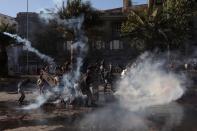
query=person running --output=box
[17,79,30,105]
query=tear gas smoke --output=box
[115,52,186,111]
[79,102,184,131]
[22,10,88,109]
[59,15,88,104]
[79,52,186,131]
[23,91,52,110]
[4,31,57,110]
[3,32,55,64]
[41,11,87,93]
[19,11,187,131]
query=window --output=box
[112,23,122,34]
[115,23,121,33]
[110,40,123,50]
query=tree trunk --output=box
[0,44,8,76]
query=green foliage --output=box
[122,9,167,51]
[0,22,16,33]
[34,0,103,61]
[121,0,194,52]
[163,0,193,44]
[57,0,103,41]
[58,0,101,31]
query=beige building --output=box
[0,13,18,30]
[0,13,21,75]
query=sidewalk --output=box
[0,75,38,82]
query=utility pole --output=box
[166,0,170,64]
[26,0,29,74]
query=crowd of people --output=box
[18,60,118,107]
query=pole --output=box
[26,0,29,73]
[166,0,170,63]
[168,44,170,63]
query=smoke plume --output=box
[79,102,184,131]
[115,52,186,111]
[21,9,88,109]
[23,91,52,110]
[3,32,54,64]
[78,52,186,131]
[41,11,87,93]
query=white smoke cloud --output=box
[39,10,85,32]
[20,10,88,110]
[115,52,186,111]
[22,91,52,110]
[3,32,55,64]
[79,102,184,131]
[78,52,186,131]
[4,31,56,110]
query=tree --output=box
[121,9,167,52]
[0,22,16,76]
[121,0,194,53]
[58,0,101,33]
[57,0,102,66]
[162,0,194,51]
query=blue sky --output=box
[0,0,147,17]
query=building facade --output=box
[0,13,22,75]
[87,2,148,65]
[0,13,18,28]
[5,0,194,75]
